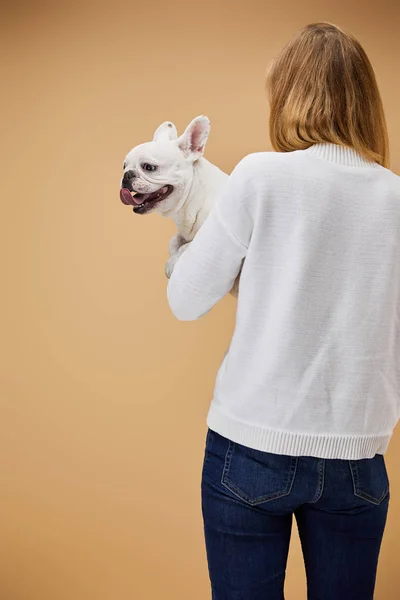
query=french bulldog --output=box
[119,115,240,297]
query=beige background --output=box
[1,1,400,598]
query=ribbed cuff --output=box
[206,403,391,460]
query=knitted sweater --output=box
[167,143,400,459]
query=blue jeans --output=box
[201,427,390,600]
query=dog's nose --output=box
[122,170,137,191]
[123,169,137,181]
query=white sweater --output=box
[167,143,400,460]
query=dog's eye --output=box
[123,162,127,170]
[142,163,157,172]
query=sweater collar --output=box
[302,142,381,168]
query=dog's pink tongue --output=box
[120,188,133,205]
[120,188,143,205]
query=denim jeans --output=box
[201,427,390,600]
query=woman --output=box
[167,22,400,599]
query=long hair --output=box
[266,22,390,168]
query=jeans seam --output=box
[308,458,325,504]
[203,429,215,466]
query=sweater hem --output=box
[206,403,391,460]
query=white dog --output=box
[120,115,240,296]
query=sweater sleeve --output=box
[166,155,255,321]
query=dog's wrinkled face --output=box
[120,116,210,215]
[120,140,184,215]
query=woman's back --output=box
[207,144,400,460]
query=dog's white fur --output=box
[121,116,240,296]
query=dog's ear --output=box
[153,121,178,142]
[177,115,210,160]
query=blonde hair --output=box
[266,22,390,168]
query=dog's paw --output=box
[168,233,187,256]
[165,242,191,279]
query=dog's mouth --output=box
[120,185,174,214]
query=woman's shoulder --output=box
[376,164,400,186]
[233,150,291,173]
[237,150,289,165]
[232,150,302,183]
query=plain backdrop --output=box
[1,0,399,598]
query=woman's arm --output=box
[166,155,255,321]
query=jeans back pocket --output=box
[221,439,298,506]
[348,454,389,505]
